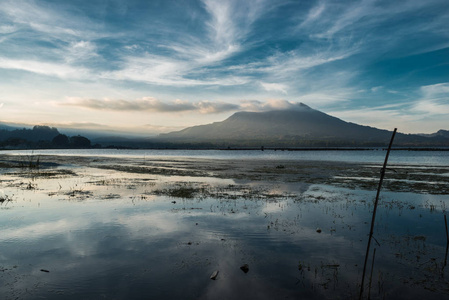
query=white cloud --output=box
[412,101,449,115]
[420,82,449,99]
[0,57,90,79]
[370,86,382,92]
[65,41,99,63]
[260,82,288,94]
[328,105,413,131]
[298,2,326,28]
[299,92,349,106]
[0,0,102,41]
[202,0,266,47]
[0,24,17,34]
[411,82,449,115]
[62,97,239,114]
[240,99,302,111]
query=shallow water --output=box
[1,162,448,299]
[1,148,448,166]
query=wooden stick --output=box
[444,241,448,270]
[359,128,397,300]
[444,214,449,244]
[367,248,377,300]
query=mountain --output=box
[0,125,94,149]
[0,125,60,142]
[0,123,21,131]
[419,129,449,139]
[158,104,449,147]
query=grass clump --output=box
[0,190,12,204]
[168,187,197,198]
[153,186,198,199]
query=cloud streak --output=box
[63,97,240,114]
[62,97,318,115]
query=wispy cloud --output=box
[259,82,288,94]
[62,97,322,115]
[101,0,272,86]
[411,82,449,115]
[0,57,90,79]
[65,41,99,64]
[240,99,304,111]
[328,104,414,131]
[0,0,102,41]
[62,97,240,114]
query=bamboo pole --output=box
[367,248,377,300]
[444,214,449,244]
[359,128,397,300]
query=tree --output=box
[70,135,91,148]
[52,134,70,147]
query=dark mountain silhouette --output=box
[0,125,59,142]
[0,124,18,131]
[0,125,92,149]
[159,104,449,147]
[419,129,449,139]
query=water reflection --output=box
[1,167,448,299]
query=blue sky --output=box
[0,0,448,135]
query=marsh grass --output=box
[19,152,40,169]
[65,186,92,199]
[0,191,12,204]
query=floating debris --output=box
[40,269,50,273]
[240,264,249,273]
[210,270,219,280]
[316,228,322,233]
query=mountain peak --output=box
[159,105,397,146]
[158,105,448,147]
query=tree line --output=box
[0,126,92,149]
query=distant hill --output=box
[0,125,93,149]
[0,123,21,131]
[158,104,449,147]
[419,129,449,139]
[0,125,59,142]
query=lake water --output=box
[1,148,448,166]
[0,151,448,299]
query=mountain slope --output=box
[158,104,448,147]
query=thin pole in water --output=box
[444,214,449,244]
[359,128,397,300]
[367,248,377,300]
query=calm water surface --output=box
[0,152,448,299]
[1,148,449,166]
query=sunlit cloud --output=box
[240,99,304,111]
[62,97,240,114]
[411,82,449,115]
[260,82,288,94]
[299,91,351,106]
[0,57,90,79]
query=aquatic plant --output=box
[0,190,12,204]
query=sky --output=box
[0,0,448,136]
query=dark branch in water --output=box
[359,128,397,300]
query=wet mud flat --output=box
[0,154,449,299]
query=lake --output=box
[0,150,448,299]
[1,148,449,165]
